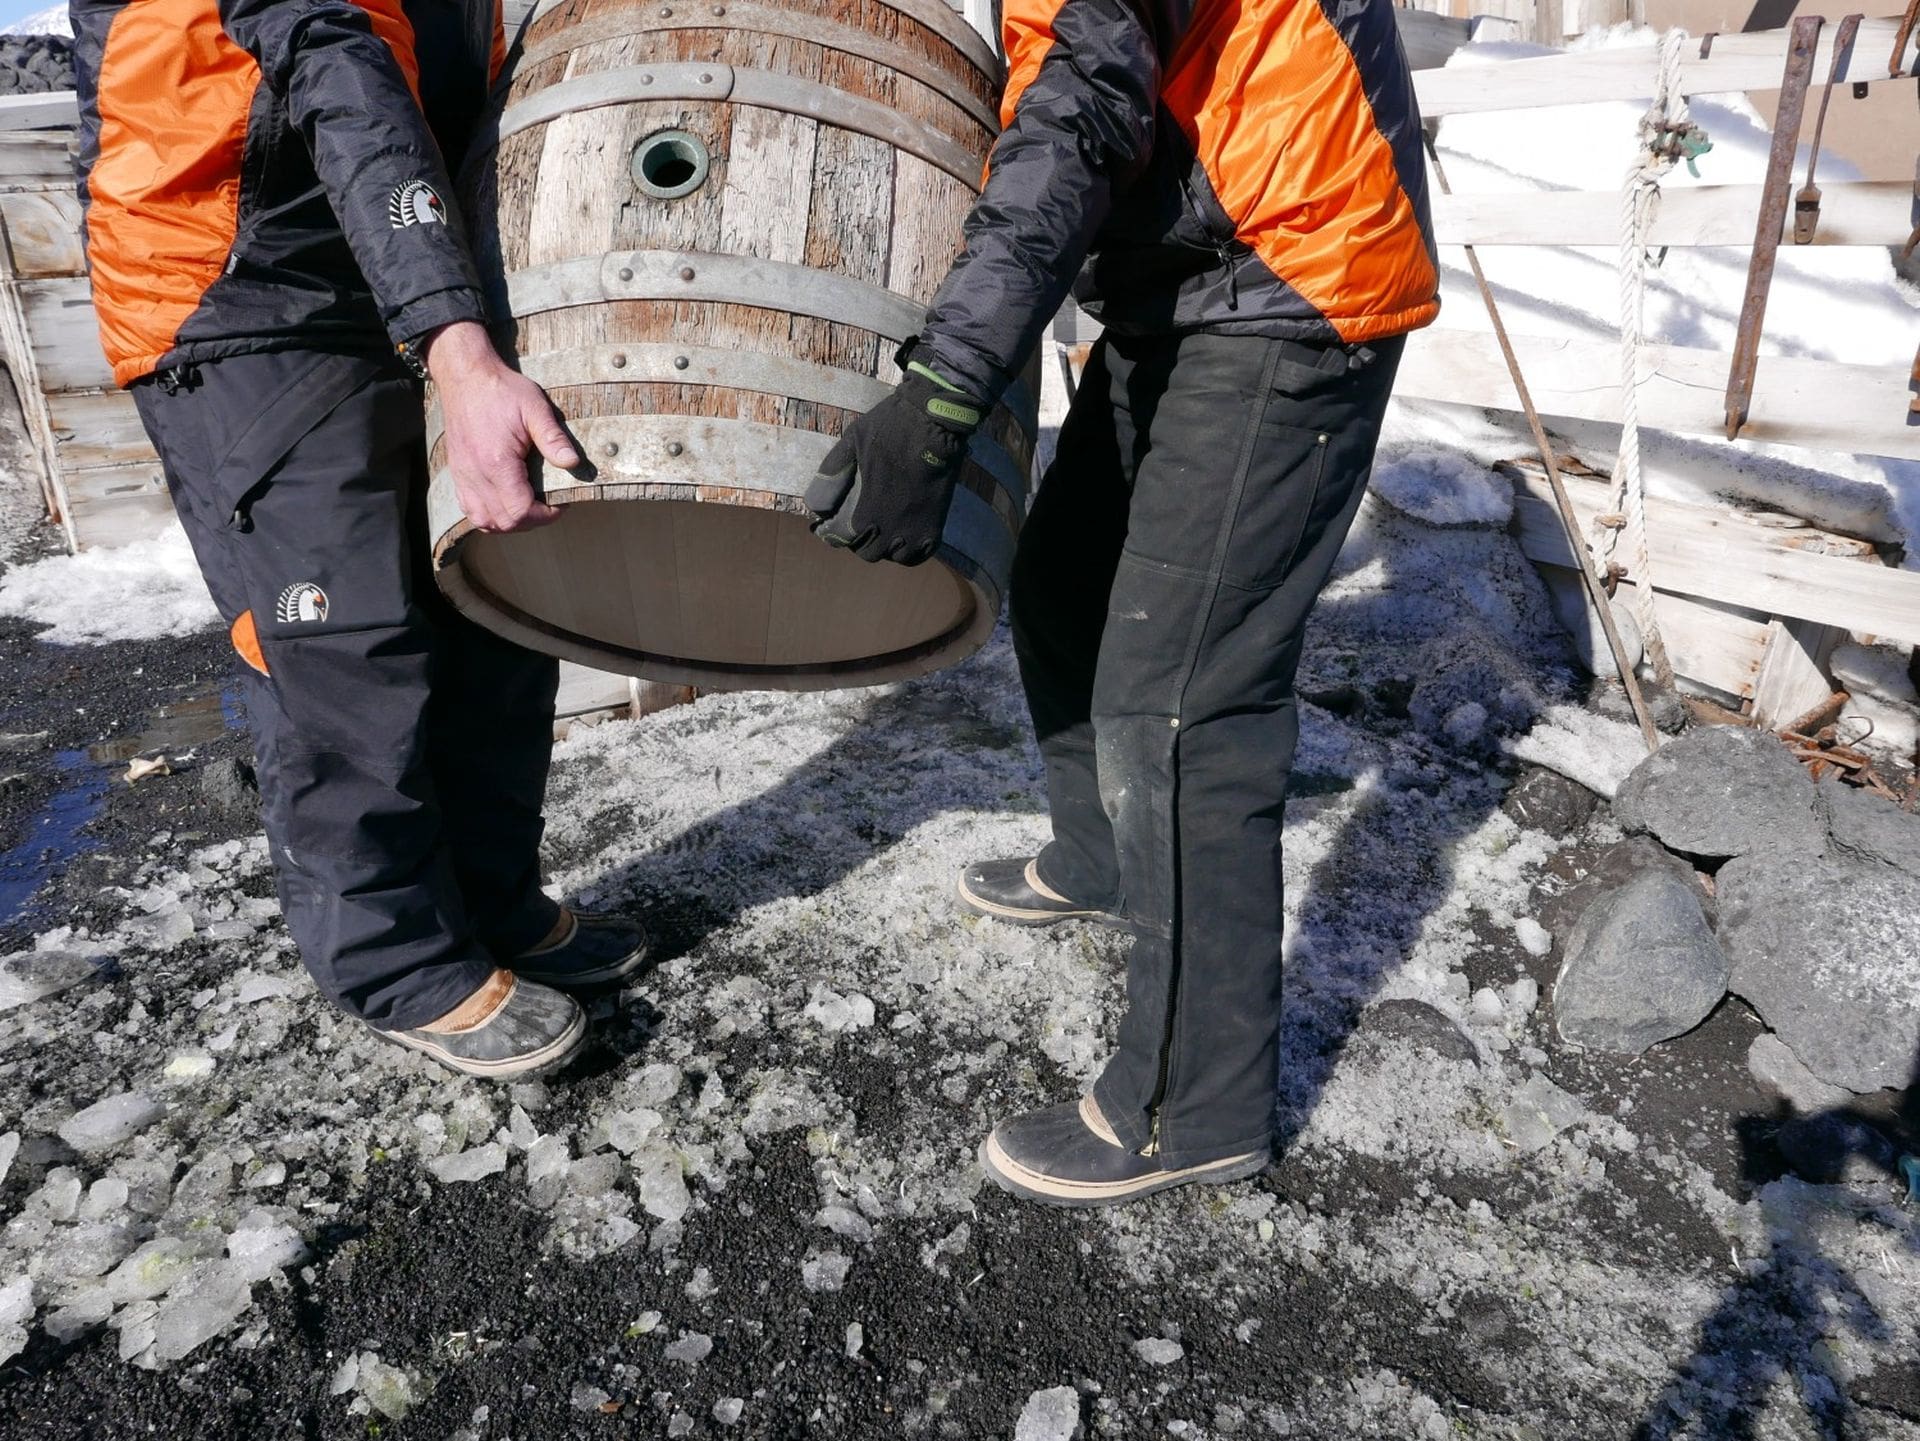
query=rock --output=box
[428,1143,507,1185]
[197,758,258,814]
[1774,1112,1901,1187]
[1502,767,1599,836]
[1544,568,1643,680]
[1720,846,1920,1093]
[1553,869,1728,1054]
[57,1092,166,1155]
[1537,836,1705,946]
[1746,1035,1852,1116]
[1134,1338,1185,1366]
[1356,999,1477,1065]
[1015,1385,1083,1441]
[1500,1072,1585,1154]
[1611,725,1822,860]
[1820,781,1920,879]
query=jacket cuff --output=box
[388,287,492,352]
[910,332,1012,410]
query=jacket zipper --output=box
[1179,171,1241,313]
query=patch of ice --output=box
[427,1143,507,1185]
[1134,1338,1185,1366]
[57,1092,166,1155]
[663,1330,712,1364]
[1371,448,1514,529]
[801,1248,852,1293]
[1015,1385,1082,1441]
[1506,704,1645,800]
[1500,1073,1587,1154]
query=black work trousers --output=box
[1011,329,1401,1167]
[133,349,560,1029]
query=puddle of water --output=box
[87,692,232,765]
[0,748,108,928]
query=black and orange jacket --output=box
[71,0,503,388]
[919,0,1439,403]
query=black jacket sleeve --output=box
[916,0,1194,403]
[218,0,490,347]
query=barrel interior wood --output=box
[445,493,991,687]
[440,0,1028,690]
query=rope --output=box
[1594,30,1709,690]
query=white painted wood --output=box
[0,93,79,132]
[1398,326,1920,463]
[1431,180,1912,249]
[1508,473,1920,645]
[1414,20,1915,117]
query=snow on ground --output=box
[0,522,217,644]
[1406,28,1920,561]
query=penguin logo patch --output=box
[275,582,329,625]
[387,179,447,229]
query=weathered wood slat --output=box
[17,276,116,393]
[1414,20,1916,116]
[0,93,79,133]
[1431,180,1912,249]
[47,389,152,470]
[1399,326,1920,462]
[1509,475,1920,645]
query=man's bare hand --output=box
[427,320,580,534]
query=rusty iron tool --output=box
[1795,15,1862,244]
[1893,0,1920,76]
[1424,130,1661,751]
[1725,15,1823,440]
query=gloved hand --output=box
[805,354,984,566]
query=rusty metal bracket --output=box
[1725,15,1823,440]
[1893,0,1920,77]
[1794,15,1862,244]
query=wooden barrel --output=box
[428,0,1035,692]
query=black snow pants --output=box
[132,349,560,1029]
[1011,329,1401,1167]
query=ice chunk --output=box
[667,1414,695,1438]
[57,1092,166,1155]
[626,1063,683,1108]
[713,1397,744,1426]
[28,1168,82,1221]
[227,1217,308,1282]
[506,1105,539,1151]
[566,1153,622,1198]
[1500,1073,1586,1154]
[243,1160,286,1189]
[45,1286,114,1343]
[42,1222,137,1281]
[163,1053,216,1081]
[357,1354,418,1420]
[0,949,97,1012]
[234,974,295,1005]
[79,1176,131,1220]
[571,1382,612,1412]
[149,1259,252,1364]
[845,1322,864,1359]
[329,1354,360,1396]
[630,1144,691,1223]
[815,1205,873,1245]
[684,1266,716,1301]
[106,1237,195,1302]
[1506,976,1541,1016]
[0,1276,33,1329]
[1134,1338,1185,1365]
[1015,1386,1082,1441]
[802,985,875,1033]
[1514,920,1552,959]
[523,1134,571,1203]
[0,1132,16,1189]
[663,1330,712,1364]
[801,1249,852,1293]
[597,1107,664,1155]
[428,1143,507,1184]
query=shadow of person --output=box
[1631,1048,1920,1440]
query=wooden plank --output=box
[555,660,633,719]
[1751,618,1843,730]
[18,276,114,392]
[0,93,79,133]
[0,190,84,277]
[47,389,154,470]
[59,462,171,551]
[1431,180,1912,249]
[1398,326,1920,462]
[1508,478,1920,645]
[1414,20,1915,116]
[0,131,74,186]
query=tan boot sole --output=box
[374,1007,587,1079]
[954,860,1117,927]
[979,1130,1269,1208]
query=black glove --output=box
[805,355,985,566]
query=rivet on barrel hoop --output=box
[673,355,690,370]
[603,442,621,458]
[633,130,711,201]
[618,267,634,281]
[666,442,685,457]
[611,353,628,369]
[679,266,696,281]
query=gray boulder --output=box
[198,758,258,815]
[1774,1112,1901,1188]
[1502,766,1600,836]
[1720,846,1920,1093]
[1537,835,1707,947]
[1357,998,1478,1065]
[1746,1034,1851,1116]
[1613,725,1822,860]
[1553,868,1729,1054]
[1820,781,1920,880]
